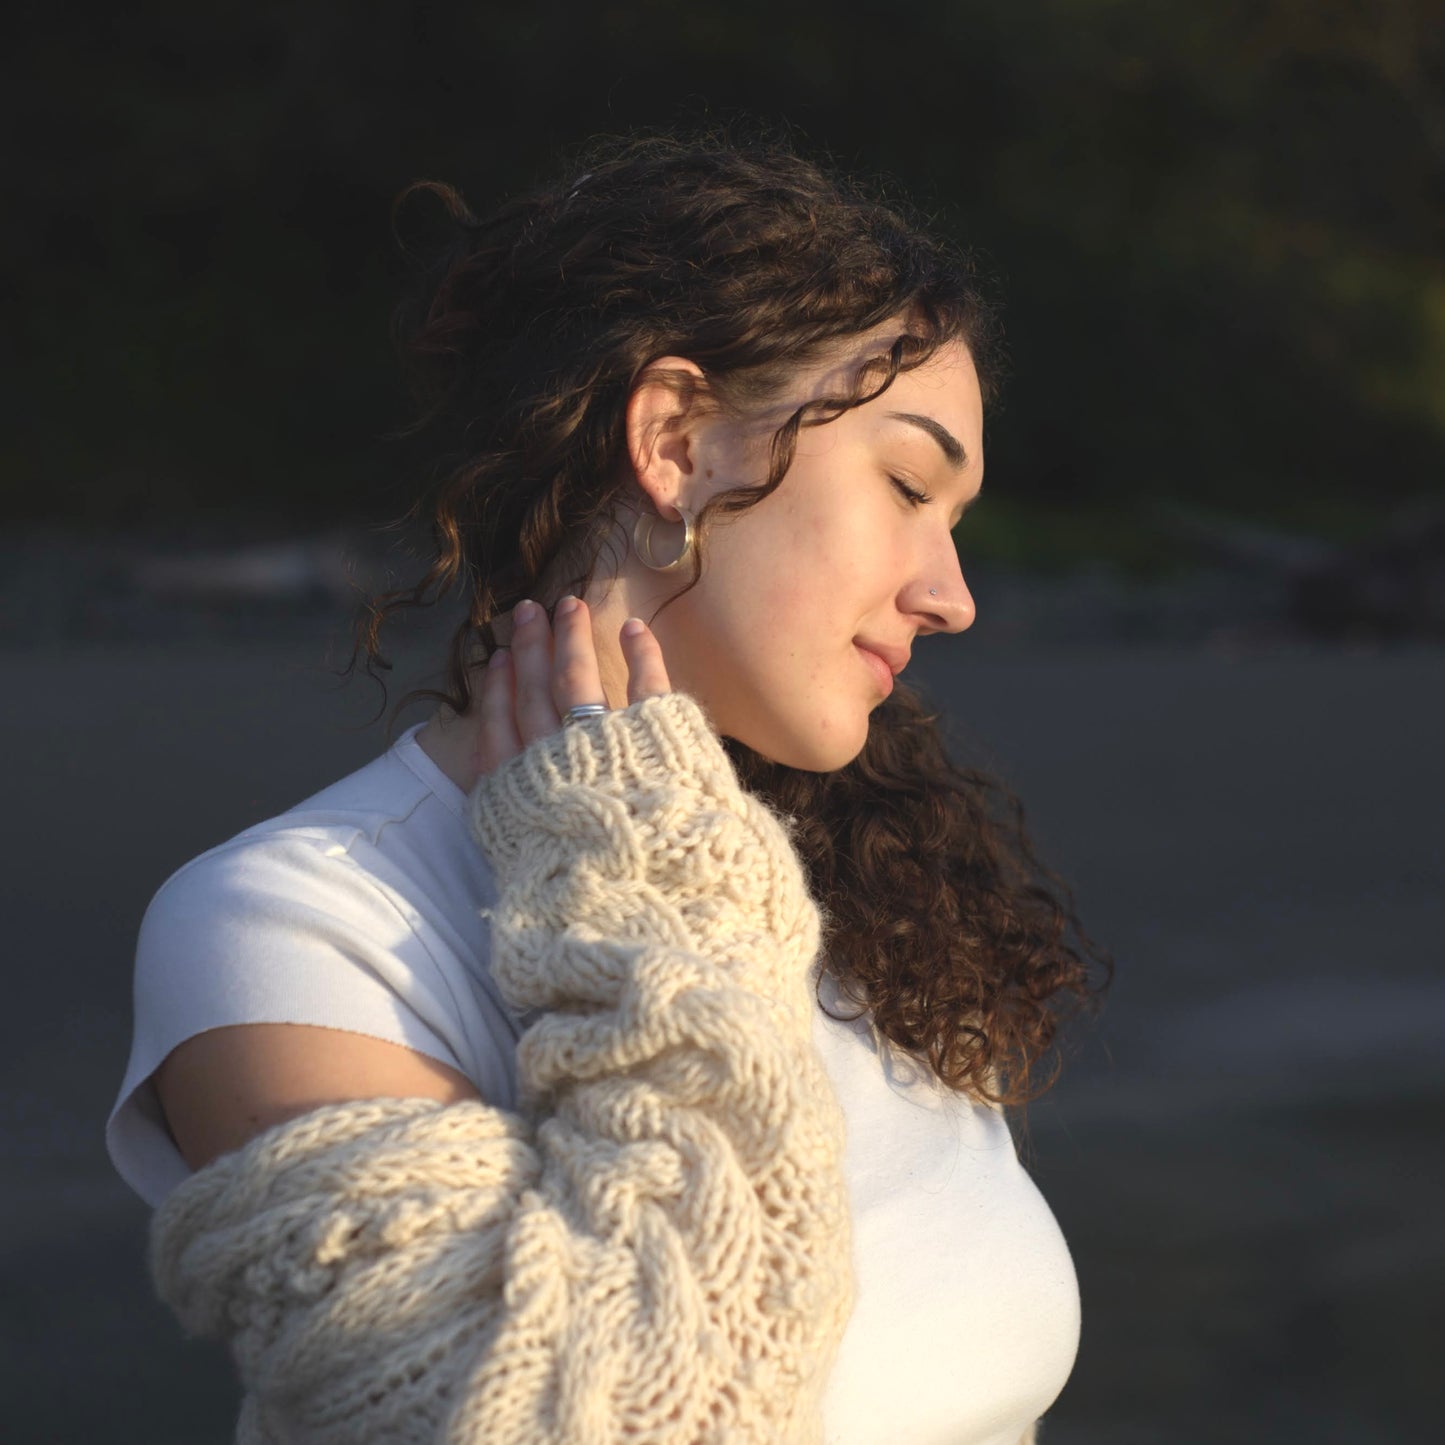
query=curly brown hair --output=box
[355,130,1110,1108]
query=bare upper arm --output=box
[154,1023,483,1172]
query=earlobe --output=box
[625,357,707,519]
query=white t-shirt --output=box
[107,724,1080,1445]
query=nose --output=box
[907,541,975,634]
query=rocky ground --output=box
[2,530,1440,1443]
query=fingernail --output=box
[514,599,539,624]
[621,617,647,638]
[555,595,580,617]
[488,648,509,669]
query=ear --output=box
[624,357,708,519]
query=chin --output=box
[741,715,871,774]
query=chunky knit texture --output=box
[150,691,854,1443]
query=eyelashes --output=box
[889,475,934,508]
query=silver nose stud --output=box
[929,587,938,597]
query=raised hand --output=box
[475,597,673,778]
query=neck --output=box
[415,559,676,795]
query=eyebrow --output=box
[885,411,968,469]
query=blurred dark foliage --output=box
[4,0,1442,552]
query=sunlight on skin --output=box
[419,330,984,789]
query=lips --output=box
[854,644,896,697]
[854,638,911,676]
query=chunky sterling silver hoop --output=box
[631,507,695,574]
[563,703,609,726]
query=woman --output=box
[108,133,1107,1444]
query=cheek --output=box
[736,537,851,649]
[700,508,809,612]
[694,477,893,664]
[749,496,868,598]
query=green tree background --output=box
[7,0,1442,568]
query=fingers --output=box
[475,648,522,774]
[474,598,675,781]
[620,616,673,703]
[550,598,670,709]
[550,596,607,715]
[509,599,562,746]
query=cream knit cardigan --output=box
[150,692,857,1443]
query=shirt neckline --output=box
[393,721,469,822]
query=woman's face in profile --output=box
[651,338,985,772]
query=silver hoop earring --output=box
[632,507,695,574]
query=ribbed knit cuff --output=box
[468,691,741,876]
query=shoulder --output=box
[138,826,405,972]
[131,732,504,1061]
[141,729,479,942]
[110,734,518,1202]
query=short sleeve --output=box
[106,828,519,1207]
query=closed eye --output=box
[889,475,934,508]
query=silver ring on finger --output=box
[563,703,609,727]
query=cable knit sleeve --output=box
[148,691,853,1445]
